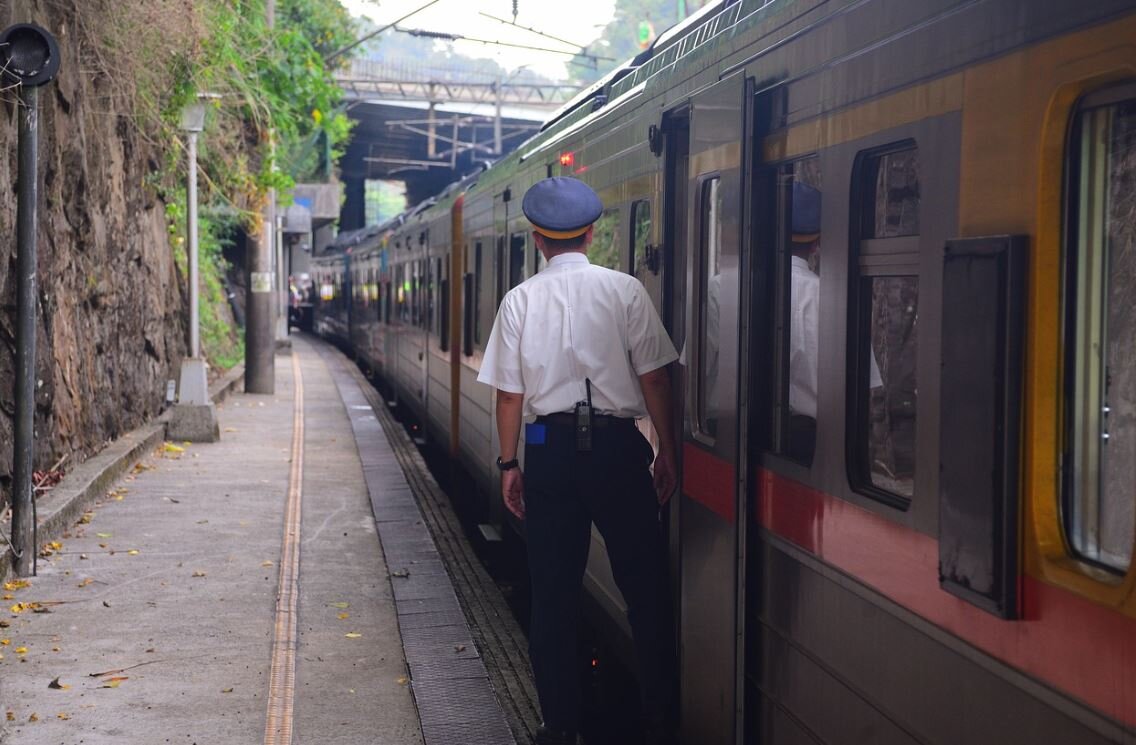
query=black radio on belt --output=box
[575,379,594,452]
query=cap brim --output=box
[791,232,820,244]
[532,224,591,240]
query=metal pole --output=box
[246,0,276,392]
[494,75,503,156]
[12,85,39,576]
[187,131,201,359]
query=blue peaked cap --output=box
[792,182,821,241]
[522,177,603,239]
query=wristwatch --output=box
[496,456,519,472]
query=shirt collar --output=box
[547,252,590,269]
[791,255,812,271]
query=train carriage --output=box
[314,1,1136,743]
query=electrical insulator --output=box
[512,0,519,20]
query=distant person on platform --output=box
[477,177,680,745]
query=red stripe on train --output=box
[682,443,736,523]
[757,468,1136,729]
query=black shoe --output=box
[533,724,579,745]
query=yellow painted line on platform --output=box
[264,354,305,745]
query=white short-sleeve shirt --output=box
[477,252,678,419]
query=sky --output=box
[339,0,619,81]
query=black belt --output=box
[536,412,634,428]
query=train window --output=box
[861,147,920,238]
[696,176,723,441]
[850,142,920,507]
[1064,86,1136,572]
[588,208,622,270]
[774,158,822,466]
[510,233,526,289]
[631,200,651,281]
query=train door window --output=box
[496,236,507,308]
[695,176,723,442]
[1064,86,1136,572]
[510,232,526,288]
[772,158,822,466]
[631,200,652,281]
[422,262,429,331]
[432,257,443,336]
[849,142,920,507]
[474,241,483,344]
[588,208,622,269]
[440,255,450,352]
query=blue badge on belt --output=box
[525,422,547,445]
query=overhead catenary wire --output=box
[325,0,444,63]
[477,11,591,52]
[396,26,616,62]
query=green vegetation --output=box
[76,0,358,371]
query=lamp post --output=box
[168,99,220,442]
[2,23,60,576]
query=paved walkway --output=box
[0,341,427,744]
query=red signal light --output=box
[559,152,575,167]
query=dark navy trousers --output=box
[523,418,679,735]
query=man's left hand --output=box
[502,468,525,519]
[652,451,677,505]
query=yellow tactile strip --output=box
[264,353,305,745]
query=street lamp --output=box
[2,23,61,577]
[168,97,220,442]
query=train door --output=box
[677,73,745,745]
[661,108,690,627]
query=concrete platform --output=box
[0,338,519,744]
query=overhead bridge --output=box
[337,61,581,228]
[335,59,581,110]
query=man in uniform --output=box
[478,177,680,745]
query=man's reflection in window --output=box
[788,182,821,465]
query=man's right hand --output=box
[502,468,525,519]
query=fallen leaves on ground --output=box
[15,647,27,655]
[337,612,349,620]
[78,513,93,525]
[57,713,70,720]
[4,711,12,721]
[191,571,207,578]
[344,633,362,639]
[10,602,42,614]
[101,677,128,688]
[329,602,349,609]
[396,676,408,685]
[390,569,410,578]
[4,580,31,591]
[261,561,273,567]
[28,712,38,722]
[131,462,152,474]
[48,677,70,690]
[39,541,63,557]
[78,578,93,588]
[96,533,112,539]
[162,443,185,454]
[221,687,233,693]
[0,639,8,646]
[454,644,466,653]
[127,550,140,556]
